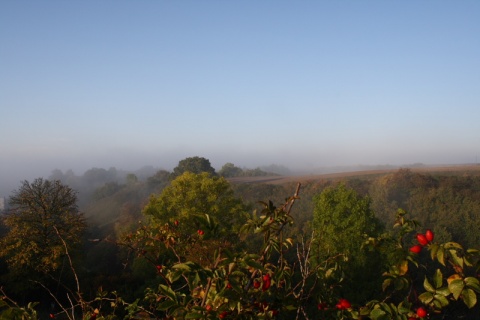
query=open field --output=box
[228,164,480,185]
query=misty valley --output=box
[1,157,480,319]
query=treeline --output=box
[43,161,480,274]
[1,157,480,319]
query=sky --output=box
[1,1,480,193]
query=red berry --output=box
[416,233,429,246]
[335,298,351,309]
[219,311,228,319]
[262,280,271,291]
[206,305,212,312]
[317,302,327,310]
[226,282,232,289]
[425,229,434,242]
[339,298,351,309]
[262,277,271,291]
[253,280,260,288]
[174,220,179,226]
[156,265,162,272]
[197,229,204,235]
[262,274,270,282]
[49,314,55,319]
[410,245,422,254]
[417,307,427,318]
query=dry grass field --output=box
[228,164,480,185]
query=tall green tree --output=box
[171,156,216,179]
[312,183,384,303]
[313,184,381,256]
[0,178,86,274]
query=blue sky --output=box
[1,1,480,187]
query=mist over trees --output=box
[1,156,480,318]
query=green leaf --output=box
[382,278,392,292]
[430,243,439,261]
[465,277,480,293]
[394,278,406,290]
[244,258,263,270]
[434,294,449,307]
[436,287,451,297]
[424,277,435,293]
[434,269,443,289]
[156,300,178,311]
[397,301,412,314]
[462,288,477,309]
[432,299,443,309]
[449,249,464,268]
[449,279,465,300]
[370,308,387,320]
[168,269,183,283]
[437,247,445,266]
[185,312,205,319]
[444,242,463,250]
[172,263,192,271]
[158,284,177,302]
[418,292,434,305]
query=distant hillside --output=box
[228,164,480,185]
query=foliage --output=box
[146,169,171,190]
[126,173,138,185]
[0,289,38,320]
[219,163,244,178]
[2,169,480,319]
[171,156,216,179]
[312,184,382,259]
[0,178,86,274]
[361,209,480,319]
[312,184,385,303]
[91,181,123,201]
[143,172,247,237]
[369,169,480,247]
[114,183,354,319]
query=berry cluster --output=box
[409,229,434,254]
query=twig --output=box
[31,280,73,320]
[0,287,21,308]
[53,226,84,311]
[201,249,223,307]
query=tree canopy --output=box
[218,162,244,177]
[171,156,216,179]
[143,172,246,236]
[313,184,382,258]
[0,178,86,274]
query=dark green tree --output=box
[171,156,216,179]
[312,183,384,303]
[0,178,86,274]
[218,162,244,177]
